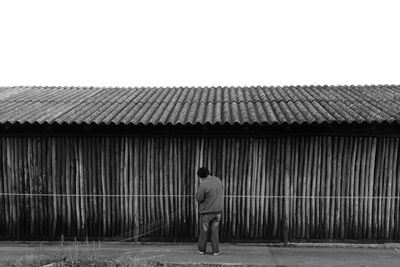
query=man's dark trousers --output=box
[198,212,221,253]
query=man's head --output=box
[197,167,211,179]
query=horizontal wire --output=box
[0,193,399,199]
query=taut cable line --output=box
[0,193,399,199]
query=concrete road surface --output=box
[0,242,399,266]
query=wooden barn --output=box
[0,85,399,243]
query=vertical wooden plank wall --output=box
[0,136,399,241]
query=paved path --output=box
[0,242,400,266]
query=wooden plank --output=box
[4,137,10,235]
[264,138,272,238]
[90,137,97,237]
[110,137,117,236]
[279,138,285,239]
[295,137,303,238]
[83,137,91,237]
[283,137,291,245]
[92,137,99,237]
[122,137,128,237]
[0,138,3,236]
[390,138,398,239]
[305,137,313,239]
[72,138,80,236]
[0,138,7,236]
[11,138,17,236]
[310,137,317,238]
[169,138,175,239]
[353,137,362,238]
[363,138,371,238]
[255,138,263,238]
[173,138,179,239]
[245,138,252,237]
[113,136,118,237]
[348,137,357,238]
[334,137,341,238]
[88,137,95,237]
[258,138,266,239]
[150,138,156,238]
[302,137,310,239]
[157,137,165,237]
[341,137,348,238]
[331,137,338,238]
[153,138,160,237]
[7,138,14,236]
[395,139,400,239]
[220,138,226,237]
[232,137,239,237]
[22,138,29,236]
[69,138,76,236]
[373,138,383,239]
[358,138,366,237]
[80,138,87,237]
[118,137,124,237]
[4,138,11,234]
[15,138,23,237]
[38,137,45,236]
[177,138,183,237]
[32,138,38,236]
[50,138,57,236]
[289,137,296,239]
[324,136,332,239]
[315,137,322,238]
[159,138,168,237]
[11,138,20,237]
[382,138,389,238]
[127,137,133,239]
[41,138,49,236]
[60,137,67,236]
[391,138,399,239]
[335,137,344,238]
[249,138,256,238]
[133,137,140,241]
[188,138,195,238]
[43,138,52,237]
[366,138,376,239]
[6,138,15,236]
[116,137,121,238]
[56,138,62,236]
[245,138,253,237]
[100,137,106,236]
[123,137,129,238]
[291,137,298,239]
[253,138,259,238]
[385,138,394,238]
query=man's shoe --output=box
[212,252,220,256]
[196,249,205,255]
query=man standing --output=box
[195,167,223,256]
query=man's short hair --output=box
[197,167,210,178]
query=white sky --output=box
[0,0,399,87]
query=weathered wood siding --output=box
[0,136,399,241]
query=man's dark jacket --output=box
[195,176,223,214]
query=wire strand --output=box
[0,193,399,199]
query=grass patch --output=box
[0,254,161,267]
[0,241,161,267]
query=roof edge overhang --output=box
[1,121,400,137]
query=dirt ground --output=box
[0,242,400,266]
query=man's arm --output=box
[195,182,204,203]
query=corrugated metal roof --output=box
[0,85,399,125]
